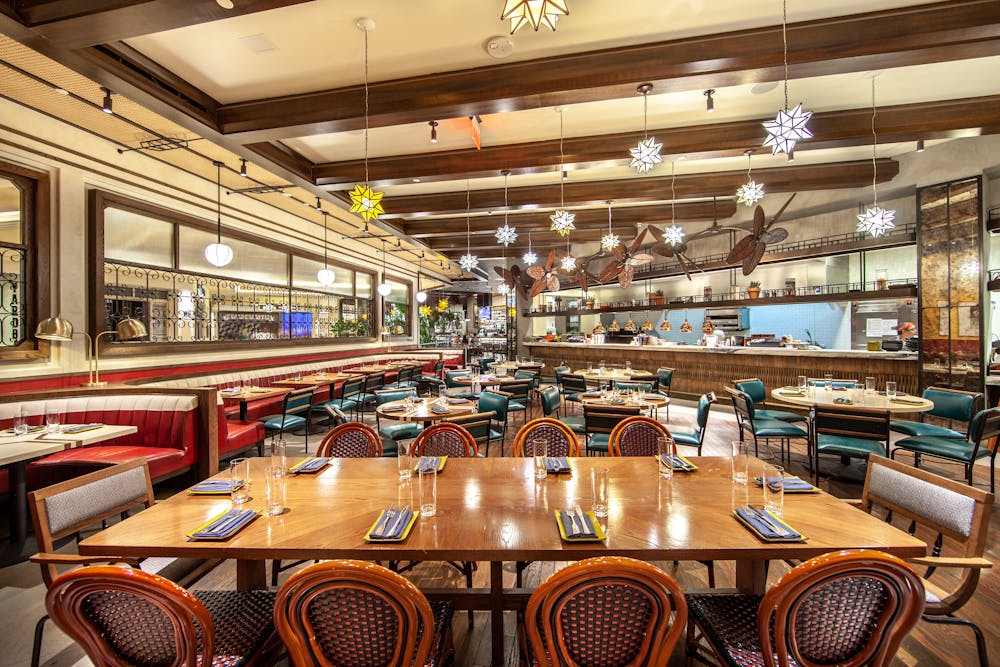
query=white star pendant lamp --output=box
[857,207,896,237]
[501,0,569,33]
[550,209,576,236]
[495,224,517,246]
[560,255,576,271]
[663,225,685,246]
[736,180,765,207]
[522,249,538,266]
[763,103,812,155]
[459,253,479,272]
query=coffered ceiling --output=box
[1,0,998,276]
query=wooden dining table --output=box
[375,397,477,425]
[220,386,291,420]
[769,387,935,413]
[79,456,926,666]
[272,372,358,388]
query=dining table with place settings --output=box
[272,372,359,388]
[769,386,934,413]
[78,455,926,666]
[375,396,478,425]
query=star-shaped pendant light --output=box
[497,282,511,295]
[601,201,620,251]
[522,229,538,266]
[856,76,896,238]
[663,224,685,246]
[762,0,812,155]
[350,18,385,222]
[496,170,518,246]
[550,107,576,236]
[459,179,479,272]
[664,160,685,246]
[628,83,663,174]
[735,149,765,207]
[501,0,569,34]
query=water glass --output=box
[731,440,749,484]
[419,466,437,517]
[865,377,876,394]
[230,457,251,505]
[886,381,897,399]
[592,467,609,518]
[533,440,548,480]
[587,362,593,373]
[625,360,632,372]
[44,406,60,434]
[657,437,675,480]
[264,465,285,516]
[797,375,807,391]
[398,443,413,481]
[762,463,785,515]
[823,373,833,391]
[270,439,287,476]
[13,405,28,436]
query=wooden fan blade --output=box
[676,254,693,281]
[651,243,676,258]
[613,245,625,262]
[493,266,506,278]
[727,235,757,263]
[770,193,797,227]
[630,253,654,266]
[547,275,561,292]
[544,250,556,271]
[629,228,649,253]
[517,284,528,300]
[741,241,767,276]
[752,205,766,236]
[599,260,621,282]
[646,225,664,242]
[579,270,589,293]
[529,279,546,298]
[526,266,545,280]
[510,264,522,280]
[618,264,635,288]
[760,227,789,244]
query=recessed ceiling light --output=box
[412,178,421,183]
[216,0,234,9]
[53,87,69,95]
[750,81,779,95]
[485,35,514,59]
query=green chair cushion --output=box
[671,428,700,446]
[508,402,527,412]
[893,435,989,463]
[380,423,423,441]
[587,433,609,453]
[563,392,582,402]
[752,419,807,438]
[314,398,357,412]
[560,416,585,434]
[259,415,307,431]
[815,434,885,458]
[488,429,505,441]
[890,420,965,439]
[757,408,807,423]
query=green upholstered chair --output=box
[890,386,982,440]
[538,383,584,435]
[477,390,511,455]
[670,392,716,455]
[312,374,362,421]
[258,387,314,452]
[583,404,640,456]
[418,360,446,393]
[444,369,477,400]
[656,367,675,396]
[478,357,495,373]
[733,377,806,423]
[559,373,588,409]
[809,404,891,483]
[728,388,807,463]
[891,406,1000,493]
[504,380,531,423]
[374,388,422,456]
[444,411,494,457]
[356,371,387,417]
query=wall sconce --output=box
[429,120,438,143]
[36,315,148,386]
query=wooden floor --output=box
[3,397,997,666]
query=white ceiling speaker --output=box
[485,36,514,59]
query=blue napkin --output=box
[61,423,104,434]
[560,510,597,538]
[734,507,802,541]
[190,479,241,494]
[659,454,695,471]
[430,405,450,414]
[767,476,815,492]
[191,509,257,539]
[369,508,414,540]
[416,456,441,473]
[3,425,45,435]
[833,397,853,404]
[447,397,470,404]
[291,457,329,473]
[544,456,570,473]
[381,403,406,411]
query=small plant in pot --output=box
[747,281,762,299]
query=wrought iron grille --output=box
[104,261,372,343]
[0,246,26,347]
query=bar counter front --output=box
[525,341,919,398]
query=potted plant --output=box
[747,281,761,299]
[647,289,664,306]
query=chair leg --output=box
[923,615,989,667]
[30,615,48,667]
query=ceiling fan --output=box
[494,263,529,299]
[726,194,796,275]
[560,256,598,292]
[598,229,653,288]
[526,250,562,297]
[648,225,701,280]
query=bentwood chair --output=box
[584,404,641,456]
[46,565,281,667]
[810,404,891,484]
[609,415,671,456]
[258,387,314,452]
[27,459,213,667]
[671,392,716,455]
[858,456,994,667]
[889,386,982,440]
[733,377,806,423]
[685,549,925,667]
[891,406,1000,493]
[512,418,580,458]
[521,556,687,667]
[275,560,454,667]
[316,421,382,458]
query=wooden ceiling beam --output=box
[404,201,738,238]
[311,95,1000,187]
[6,0,316,48]
[217,1,1000,140]
[384,159,899,216]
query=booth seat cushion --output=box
[1,395,200,481]
[216,402,264,458]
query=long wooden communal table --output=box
[80,456,926,666]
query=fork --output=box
[573,505,590,536]
[388,505,411,536]
[373,508,396,536]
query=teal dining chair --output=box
[728,388,807,463]
[670,392,716,455]
[477,390,511,455]
[889,386,981,440]
[809,404,891,483]
[258,387,314,452]
[374,388,422,457]
[733,377,806,424]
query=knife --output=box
[748,506,788,537]
[373,509,395,537]
[573,505,591,537]
[203,510,247,535]
[388,506,411,537]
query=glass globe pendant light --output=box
[204,160,233,267]
[377,238,392,296]
[317,211,335,286]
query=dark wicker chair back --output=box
[316,422,382,457]
[412,422,479,457]
[512,418,580,457]
[609,415,672,457]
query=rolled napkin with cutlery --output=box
[756,476,817,492]
[189,479,242,495]
[368,508,414,540]
[659,454,696,471]
[290,457,329,473]
[430,405,450,414]
[559,509,597,538]
[447,397,470,404]
[190,508,258,539]
[544,456,570,473]
[415,456,442,473]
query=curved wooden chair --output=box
[609,415,672,456]
[512,418,580,457]
[522,556,687,667]
[686,549,925,667]
[411,421,479,458]
[275,560,453,667]
[316,421,382,458]
[46,565,279,667]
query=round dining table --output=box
[453,374,524,388]
[769,387,934,413]
[375,397,478,425]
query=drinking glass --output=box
[762,463,785,515]
[419,466,437,517]
[865,377,876,394]
[625,360,632,372]
[797,375,807,391]
[731,440,749,484]
[264,465,285,516]
[270,439,286,477]
[398,442,413,480]
[533,440,548,480]
[13,405,28,436]
[657,437,675,480]
[592,467,609,518]
[886,381,897,399]
[44,406,60,434]
[587,361,593,373]
[438,387,448,402]
[599,361,606,374]
[823,373,833,391]
[230,457,251,505]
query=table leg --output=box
[239,401,249,421]
[735,559,768,594]
[490,560,504,667]
[236,559,267,590]
[9,461,27,544]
